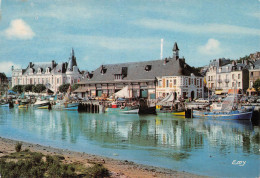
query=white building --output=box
[12,49,82,93]
[206,59,249,94]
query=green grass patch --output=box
[0,148,110,178]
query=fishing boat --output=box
[0,103,9,107]
[105,86,140,114]
[33,99,50,109]
[192,93,254,120]
[156,92,185,116]
[105,102,139,114]
[52,100,79,110]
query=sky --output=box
[0,0,259,76]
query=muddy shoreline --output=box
[0,137,207,177]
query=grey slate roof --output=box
[79,57,201,84]
[23,62,66,75]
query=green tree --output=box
[12,85,24,94]
[58,84,70,93]
[71,84,79,91]
[23,84,34,92]
[253,79,260,93]
[33,84,46,93]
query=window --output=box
[57,78,59,84]
[189,78,191,85]
[238,74,240,79]
[232,74,234,79]
[173,79,176,85]
[158,80,162,87]
[166,80,169,87]
[208,76,210,81]
[251,72,253,77]
[238,82,240,87]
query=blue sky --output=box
[0,0,259,76]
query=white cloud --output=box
[247,12,260,20]
[198,39,222,55]
[4,19,35,40]
[0,61,21,76]
[132,18,260,36]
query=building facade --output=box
[75,43,203,100]
[12,49,82,93]
[0,73,8,96]
[248,60,260,95]
[206,59,249,94]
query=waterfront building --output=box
[0,73,8,96]
[74,42,203,100]
[206,59,249,94]
[248,60,260,95]
[11,49,82,93]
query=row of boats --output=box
[0,91,255,120]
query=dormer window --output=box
[86,72,93,79]
[37,68,42,74]
[100,65,107,75]
[46,67,51,74]
[114,74,122,80]
[29,68,34,74]
[145,65,152,71]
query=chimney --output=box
[52,60,55,69]
[29,62,32,68]
[163,58,168,65]
[218,59,222,66]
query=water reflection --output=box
[0,107,259,177]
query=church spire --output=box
[71,48,75,57]
[172,42,179,60]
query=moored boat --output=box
[33,99,50,109]
[105,102,139,114]
[0,103,9,107]
[193,93,254,120]
[52,100,79,110]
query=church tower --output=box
[67,48,78,72]
[172,42,179,60]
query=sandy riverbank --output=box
[0,137,206,178]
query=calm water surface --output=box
[0,107,259,177]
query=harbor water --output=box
[0,107,259,177]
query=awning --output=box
[73,87,88,93]
[228,89,240,94]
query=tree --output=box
[23,84,34,92]
[253,79,260,93]
[12,85,24,94]
[58,84,70,93]
[33,84,46,93]
[71,84,79,91]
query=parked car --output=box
[195,98,209,103]
[248,96,258,103]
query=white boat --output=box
[0,103,9,107]
[33,99,50,108]
[120,108,139,114]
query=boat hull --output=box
[0,104,9,107]
[193,110,253,120]
[105,106,139,114]
[52,103,79,111]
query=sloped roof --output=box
[23,62,66,75]
[80,57,202,84]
